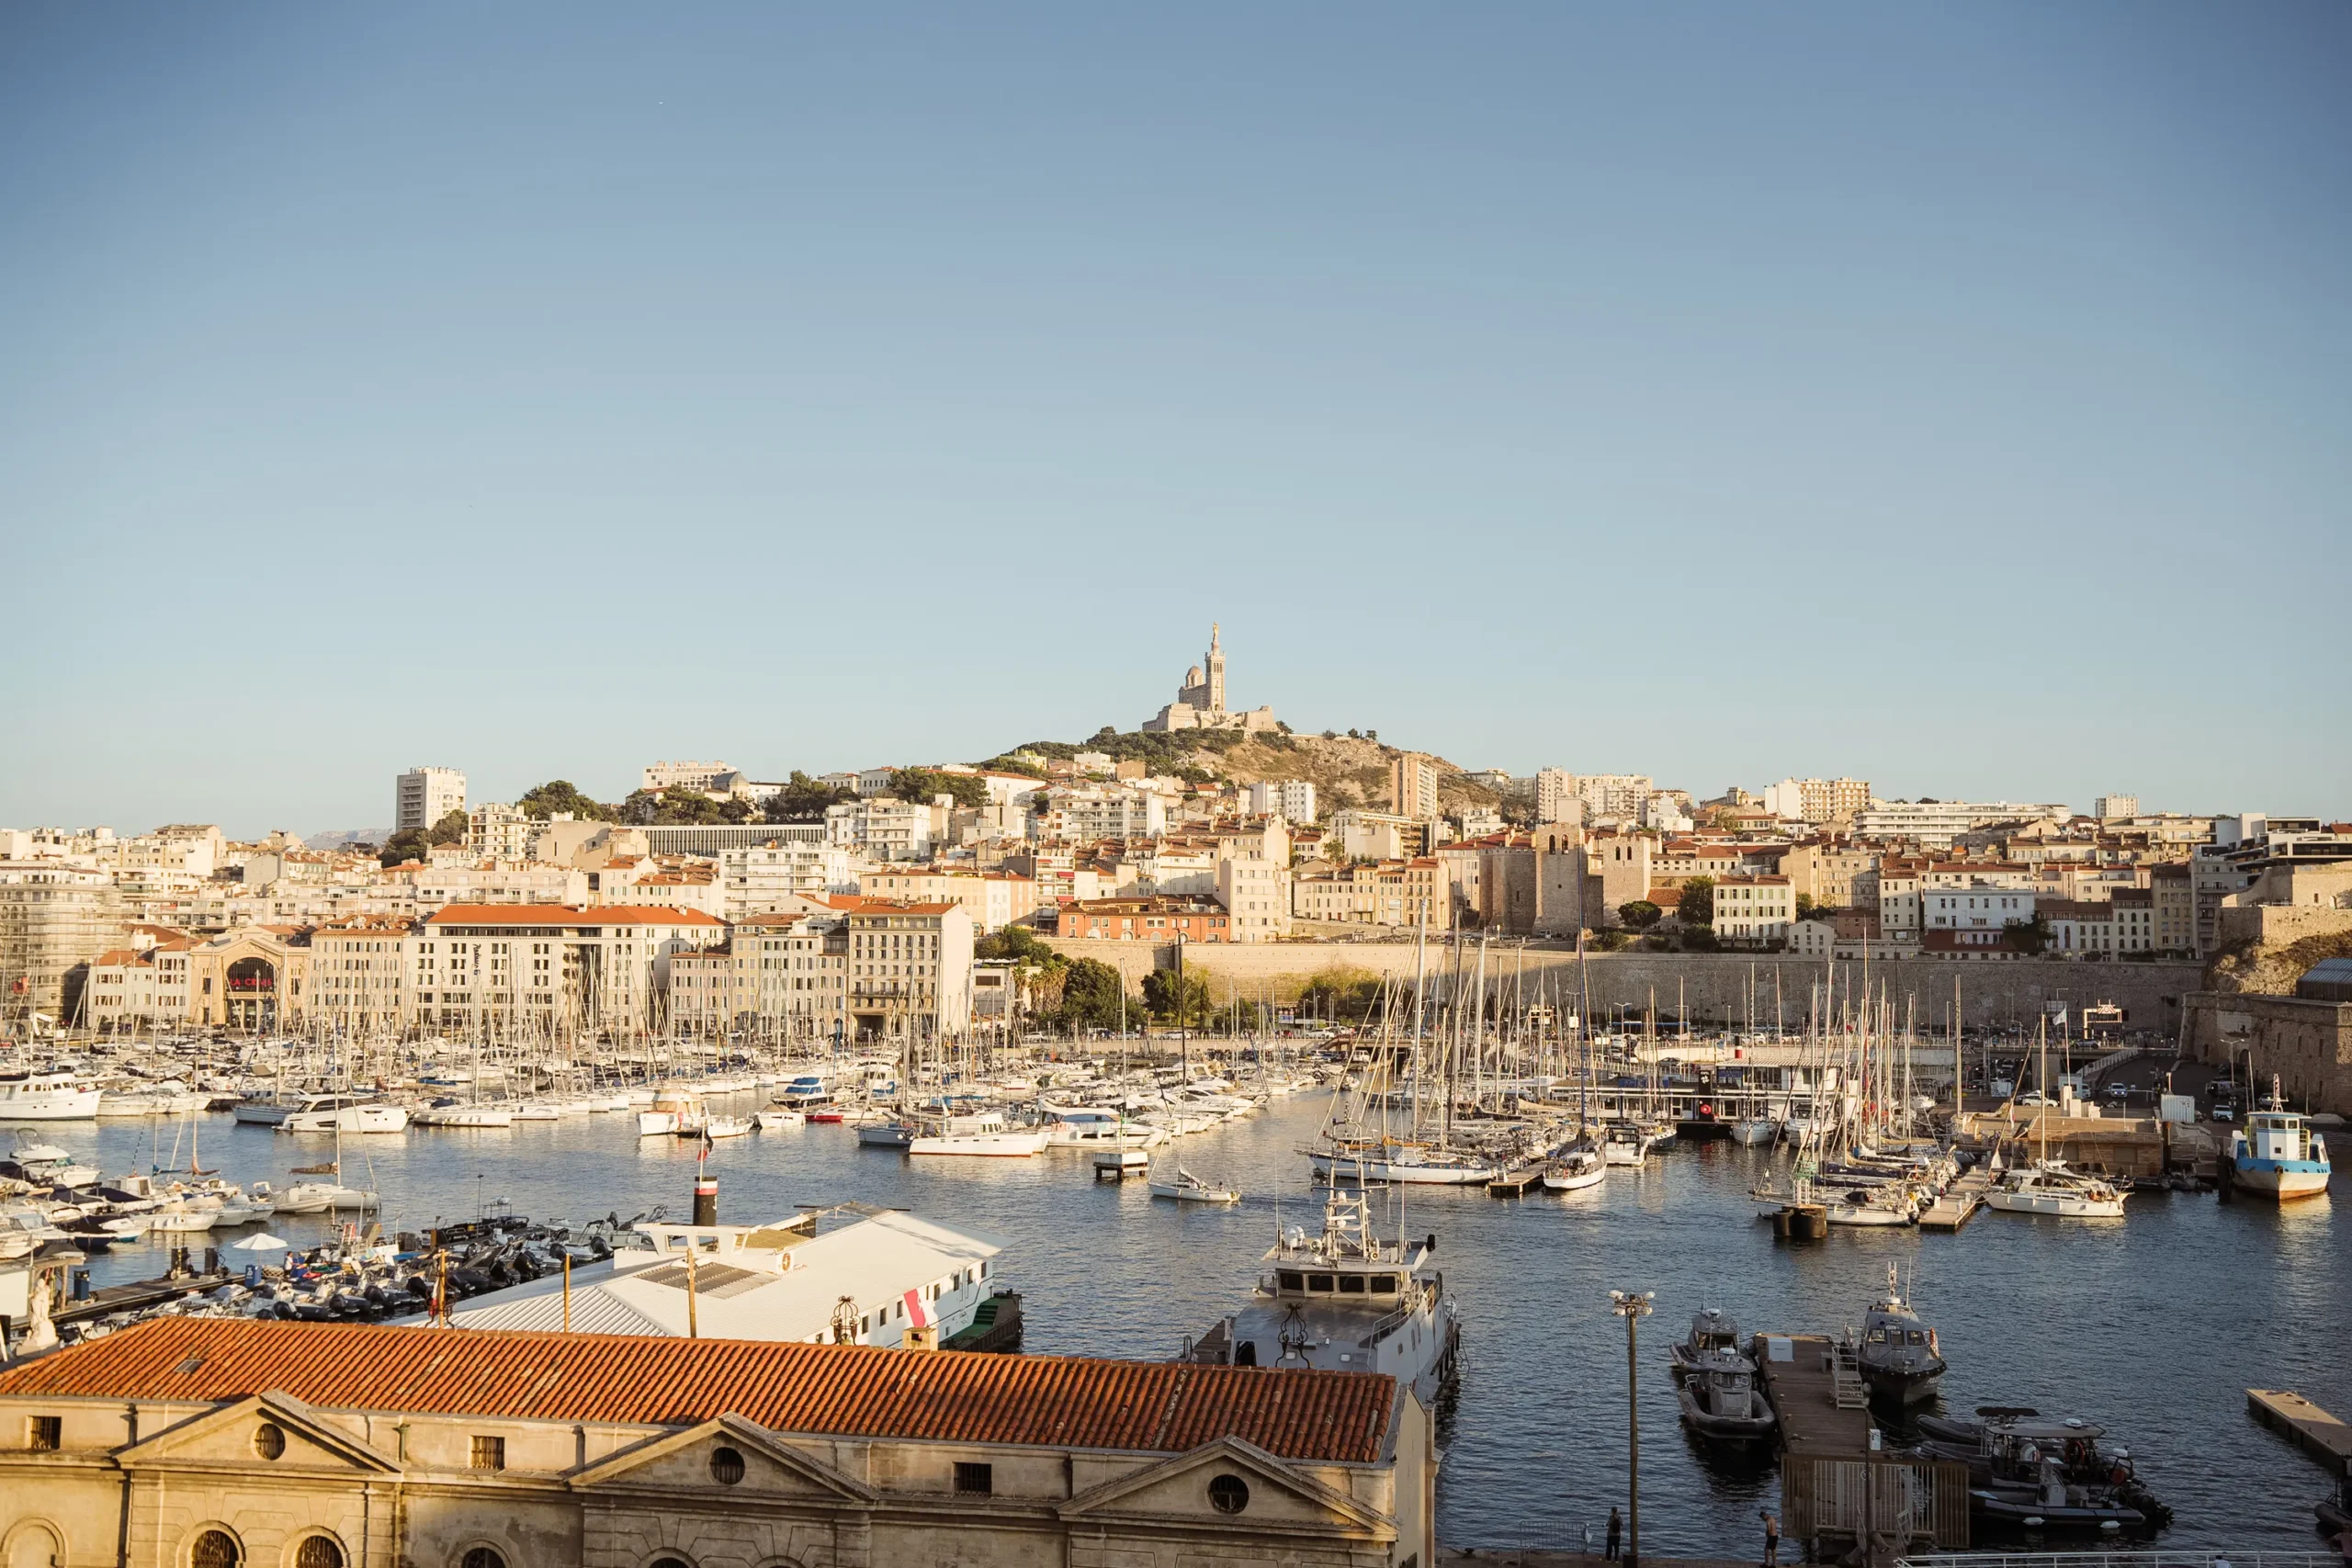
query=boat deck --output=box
[2250,1388,2352,1475]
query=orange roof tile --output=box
[0,1320,1394,1463]
[426,903,724,927]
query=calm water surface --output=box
[31,1097,2346,1552]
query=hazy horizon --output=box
[6,4,2347,835]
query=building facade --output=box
[394,767,468,834]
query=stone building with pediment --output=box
[0,1316,1432,1568]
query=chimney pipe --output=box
[693,1173,718,1227]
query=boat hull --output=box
[1308,1151,1497,1184]
[2231,1158,2332,1201]
[909,1131,1049,1157]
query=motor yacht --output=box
[277,1094,410,1134]
[0,1072,102,1121]
[1600,1123,1655,1166]
[753,1110,804,1131]
[908,1111,1049,1157]
[1182,1181,1460,1408]
[1045,1108,1170,1149]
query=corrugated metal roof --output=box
[0,1319,1394,1463]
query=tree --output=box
[1298,964,1382,1022]
[618,788,752,826]
[1588,928,1633,953]
[518,780,613,821]
[1682,927,1722,953]
[2004,915,2052,955]
[1141,967,1213,1026]
[889,768,989,810]
[1677,877,1715,927]
[1619,899,1662,931]
[424,807,469,847]
[378,829,430,867]
[1058,959,1128,1031]
[766,771,854,824]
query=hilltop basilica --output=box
[1141,624,1282,734]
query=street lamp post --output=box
[1610,1289,1655,1568]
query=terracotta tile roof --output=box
[0,1320,1393,1463]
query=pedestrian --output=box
[1762,1509,1781,1568]
[1605,1506,1622,1562]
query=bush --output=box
[1619,900,1662,931]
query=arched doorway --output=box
[226,957,276,1032]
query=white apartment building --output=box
[826,796,933,861]
[1712,875,1795,946]
[2044,890,2155,956]
[1534,768,1578,826]
[1216,840,1292,941]
[856,869,1037,934]
[1247,779,1317,823]
[1849,800,2068,849]
[1561,773,1652,821]
[1758,778,1872,823]
[719,833,859,916]
[81,938,197,1029]
[2093,795,2140,820]
[1036,786,1167,844]
[641,760,736,793]
[728,911,850,1042]
[1291,858,1451,930]
[466,802,536,859]
[1391,752,1441,823]
[309,917,418,1032]
[394,767,467,834]
[1329,809,1428,863]
[1923,886,2035,934]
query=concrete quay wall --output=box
[1037,938,2204,1034]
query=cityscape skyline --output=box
[6,5,2348,830]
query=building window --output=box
[254,1421,285,1460]
[1208,1472,1251,1514]
[295,1538,345,1568]
[28,1415,61,1450]
[191,1530,242,1568]
[955,1461,994,1495]
[710,1445,745,1484]
[460,1552,508,1568]
[469,1435,505,1471]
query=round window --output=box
[191,1530,241,1568]
[254,1423,286,1461]
[294,1536,345,1568]
[709,1445,746,1485]
[460,1551,507,1568]
[1207,1473,1250,1515]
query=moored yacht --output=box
[0,1071,102,1121]
[1983,1160,2125,1219]
[1670,1307,1775,1443]
[908,1111,1049,1157]
[1181,1181,1460,1407]
[2229,1077,2332,1201]
[277,1094,410,1134]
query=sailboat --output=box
[1984,1019,2124,1219]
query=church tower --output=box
[1204,623,1225,714]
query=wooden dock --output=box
[2250,1389,2352,1474]
[1919,1169,1993,1231]
[1487,1168,1544,1198]
[57,1270,232,1326]
[1754,1332,1971,1549]
[1755,1333,1871,1454]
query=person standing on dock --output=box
[1605,1506,1622,1561]
[1760,1509,1781,1568]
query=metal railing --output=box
[1900,1553,2339,1568]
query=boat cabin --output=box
[2245,1109,2316,1163]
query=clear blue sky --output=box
[4,4,2346,837]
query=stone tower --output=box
[1204,622,1225,714]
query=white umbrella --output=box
[231,1233,291,1251]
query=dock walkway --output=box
[2250,1388,2352,1474]
[1755,1332,1871,1454]
[1919,1169,1992,1232]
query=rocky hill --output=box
[2204,928,2352,996]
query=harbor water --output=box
[28,1095,2347,1553]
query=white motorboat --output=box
[1541,1146,1606,1191]
[146,1201,220,1234]
[706,1115,752,1139]
[638,1089,707,1138]
[275,1180,378,1213]
[1600,1124,1655,1166]
[1046,1109,1170,1149]
[1984,1161,2125,1219]
[0,1072,102,1122]
[753,1110,804,1131]
[637,1110,677,1136]
[1727,1118,1780,1146]
[1149,1164,1241,1203]
[511,1101,561,1122]
[2229,1077,2333,1201]
[909,1111,1049,1158]
[277,1094,410,1134]
[856,1122,916,1148]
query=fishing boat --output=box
[0,1071,102,1121]
[1854,1265,1945,1405]
[2229,1077,2332,1201]
[1148,1163,1240,1203]
[1540,1145,1605,1191]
